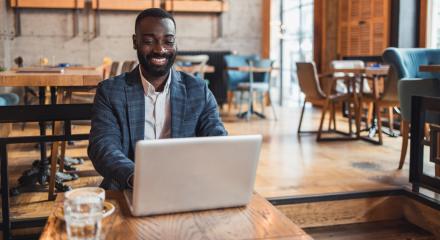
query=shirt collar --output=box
[139,65,171,96]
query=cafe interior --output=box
[1,0,440,239]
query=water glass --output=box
[64,194,103,240]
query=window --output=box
[427,0,440,48]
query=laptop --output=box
[123,135,262,216]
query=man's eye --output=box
[143,40,154,44]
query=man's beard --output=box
[137,51,176,78]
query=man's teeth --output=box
[151,57,166,65]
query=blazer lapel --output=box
[125,67,145,148]
[170,69,186,138]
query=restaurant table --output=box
[175,64,215,74]
[0,69,102,196]
[226,66,275,120]
[40,191,312,240]
[419,65,440,72]
[331,66,390,143]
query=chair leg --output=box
[268,92,277,121]
[227,90,234,114]
[348,102,353,135]
[260,92,265,115]
[399,120,410,169]
[355,94,362,138]
[388,107,394,132]
[60,141,66,172]
[367,102,373,129]
[328,104,333,131]
[332,102,337,130]
[297,101,306,133]
[238,91,244,114]
[375,102,383,145]
[317,100,330,141]
[49,141,59,200]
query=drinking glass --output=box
[64,193,103,240]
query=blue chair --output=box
[224,54,259,113]
[383,47,440,169]
[0,93,19,106]
[236,59,277,120]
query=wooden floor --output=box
[2,102,415,221]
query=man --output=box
[88,8,227,190]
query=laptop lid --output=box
[128,135,262,216]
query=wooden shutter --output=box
[337,0,390,57]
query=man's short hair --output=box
[135,8,176,32]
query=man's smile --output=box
[150,57,167,66]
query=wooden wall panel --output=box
[10,0,161,10]
[10,0,85,9]
[337,0,391,57]
[261,0,271,58]
[419,0,428,47]
[92,0,160,10]
[164,0,227,13]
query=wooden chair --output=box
[296,62,360,140]
[121,60,136,74]
[175,55,210,80]
[358,66,398,145]
[0,104,92,240]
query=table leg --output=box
[1,144,11,240]
[11,87,77,198]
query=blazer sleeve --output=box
[196,84,228,136]
[88,83,134,189]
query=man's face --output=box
[133,17,177,78]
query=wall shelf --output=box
[9,0,161,10]
[164,0,228,13]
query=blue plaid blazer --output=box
[88,67,227,190]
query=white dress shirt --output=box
[139,66,172,140]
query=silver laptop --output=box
[123,135,262,216]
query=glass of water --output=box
[64,193,103,240]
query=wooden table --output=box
[0,69,102,87]
[226,66,275,120]
[0,69,103,198]
[332,66,390,75]
[419,65,440,72]
[330,66,391,144]
[40,191,312,240]
[175,64,215,74]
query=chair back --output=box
[109,61,120,78]
[224,54,259,90]
[296,62,326,100]
[249,59,274,83]
[330,60,365,70]
[383,47,440,79]
[381,66,399,102]
[121,61,136,73]
[383,47,440,121]
[175,55,209,79]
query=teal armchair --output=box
[224,54,259,113]
[383,47,440,169]
[0,93,19,106]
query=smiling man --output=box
[88,8,227,190]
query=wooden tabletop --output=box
[332,66,390,75]
[226,66,275,73]
[40,191,311,240]
[419,65,440,72]
[0,69,103,87]
[175,64,215,73]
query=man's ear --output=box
[132,34,137,50]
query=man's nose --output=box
[152,42,167,54]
